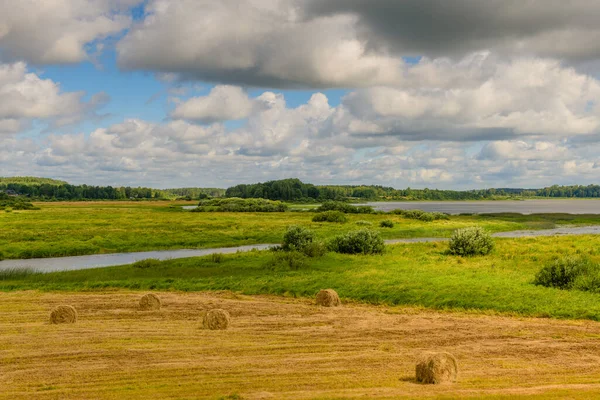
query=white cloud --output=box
[329,55,600,141]
[0,0,138,64]
[117,0,404,88]
[171,85,254,123]
[0,62,108,133]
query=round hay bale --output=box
[415,352,458,384]
[139,293,161,311]
[49,305,77,324]
[202,309,231,330]
[315,289,341,307]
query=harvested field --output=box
[2,291,600,399]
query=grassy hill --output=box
[0,176,68,186]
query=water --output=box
[185,199,600,214]
[0,244,276,273]
[360,199,600,215]
[2,225,600,273]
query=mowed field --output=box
[2,291,600,399]
[4,202,600,398]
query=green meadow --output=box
[3,232,600,320]
[2,201,600,260]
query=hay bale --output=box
[202,309,231,330]
[415,352,458,384]
[139,293,161,311]
[49,305,77,324]
[315,289,341,307]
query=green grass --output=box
[5,235,600,320]
[0,202,529,259]
[4,202,600,260]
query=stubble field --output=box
[3,291,600,399]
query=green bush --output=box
[268,250,308,270]
[132,258,162,269]
[191,197,288,212]
[316,201,374,214]
[312,211,348,223]
[328,229,385,255]
[534,256,595,290]
[431,212,450,220]
[356,220,372,226]
[210,253,224,263]
[379,219,394,228]
[282,225,315,252]
[300,241,327,258]
[448,227,495,256]
[390,209,449,221]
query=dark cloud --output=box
[305,0,600,61]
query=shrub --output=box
[132,258,162,269]
[312,211,348,223]
[380,219,394,228]
[328,229,385,255]
[534,256,594,290]
[448,227,494,256]
[211,253,224,263]
[356,220,372,226]
[316,201,374,214]
[191,197,288,212]
[390,209,449,222]
[282,225,314,252]
[268,250,309,270]
[301,241,328,258]
[431,212,450,220]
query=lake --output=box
[360,199,600,215]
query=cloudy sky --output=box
[2,0,600,189]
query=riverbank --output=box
[3,202,600,261]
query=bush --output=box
[328,229,385,255]
[268,250,309,270]
[282,225,315,252]
[380,219,394,228]
[534,256,594,290]
[312,211,348,223]
[390,209,449,222]
[316,201,374,214]
[448,227,495,256]
[356,220,372,226]
[191,197,288,212]
[210,253,224,263]
[301,241,328,257]
[132,258,162,269]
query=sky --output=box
[2,1,600,189]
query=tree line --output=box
[225,179,600,201]
[0,177,224,200]
[4,176,600,201]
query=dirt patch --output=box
[1,291,600,399]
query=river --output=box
[360,199,600,214]
[2,225,600,273]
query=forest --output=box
[3,176,600,202]
[0,177,224,200]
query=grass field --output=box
[4,235,600,320]
[2,291,600,399]
[4,201,600,398]
[2,202,600,260]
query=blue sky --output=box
[1,0,600,189]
